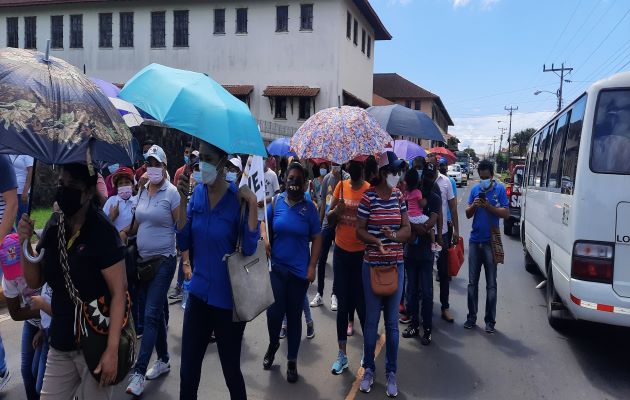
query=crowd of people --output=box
[0,138,509,399]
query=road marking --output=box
[345,333,385,400]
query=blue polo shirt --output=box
[177,183,260,310]
[468,181,509,243]
[267,192,321,279]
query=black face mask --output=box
[439,166,447,175]
[286,179,304,199]
[55,185,85,217]
[348,163,363,181]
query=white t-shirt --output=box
[258,169,280,221]
[435,173,455,235]
[9,155,34,195]
[40,283,52,330]
[103,194,138,232]
[2,276,42,327]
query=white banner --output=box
[239,155,266,202]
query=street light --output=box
[534,89,562,112]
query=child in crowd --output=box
[404,169,432,245]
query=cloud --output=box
[452,0,500,9]
[453,0,471,8]
[449,111,554,155]
[481,0,500,9]
[387,0,413,5]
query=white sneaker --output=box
[0,369,10,391]
[310,293,323,307]
[126,372,145,396]
[331,295,338,311]
[146,359,171,380]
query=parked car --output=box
[504,164,525,236]
[447,164,463,187]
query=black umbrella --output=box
[367,104,445,142]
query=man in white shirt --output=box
[427,154,460,323]
[257,160,281,221]
[9,155,33,223]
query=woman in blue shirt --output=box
[177,141,259,400]
[263,162,322,384]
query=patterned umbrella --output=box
[428,146,457,164]
[0,48,133,165]
[291,106,391,164]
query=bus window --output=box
[548,111,570,189]
[561,95,587,194]
[528,133,541,186]
[541,121,557,186]
[536,126,551,187]
[591,89,630,174]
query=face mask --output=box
[146,167,163,184]
[416,169,423,181]
[386,173,400,189]
[192,171,202,183]
[184,155,190,165]
[107,163,119,174]
[55,185,84,217]
[287,179,304,198]
[225,171,238,183]
[319,168,328,177]
[480,178,492,190]
[200,161,219,185]
[118,185,132,200]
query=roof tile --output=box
[263,86,320,97]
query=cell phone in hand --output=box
[478,192,486,201]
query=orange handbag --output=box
[448,237,465,277]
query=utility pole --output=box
[504,106,518,171]
[491,138,498,159]
[543,63,573,112]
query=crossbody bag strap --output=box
[236,202,246,252]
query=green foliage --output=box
[512,128,537,156]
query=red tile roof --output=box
[222,85,254,96]
[263,86,320,97]
[372,93,394,106]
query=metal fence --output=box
[257,119,300,142]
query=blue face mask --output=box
[184,155,190,165]
[192,171,202,183]
[319,168,328,177]
[480,178,492,190]
[225,171,238,183]
[107,163,119,174]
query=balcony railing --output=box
[257,119,300,141]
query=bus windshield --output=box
[591,89,630,174]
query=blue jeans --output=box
[0,332,6,374]
[267,267,309,361]
[316,225,336,296]
[404,256,434,330]
[33,329,49,394]
[467,241,498,325]
[16,196,30,226]
[21,322,42,400]
[282,295,312,327]
[362,262,404,374]
[134,256,176,375]
[180,295,246,400]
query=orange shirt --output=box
[333,180,370,252]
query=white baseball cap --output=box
[229,157,243,172]
[145,144,168,165]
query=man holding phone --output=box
[464,160,509,333]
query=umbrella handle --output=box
[23,240,45,264]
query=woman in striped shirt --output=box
[356,152,411,398]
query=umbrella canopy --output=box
[291,106,391,165]
[0,48,133,165]
[367,104,445,142]
[266,137,295,157]
[120,63,265,156]
[89,77,121,97]
[91,77,144,128]
[393,139,427,162]
[428,146,457,164]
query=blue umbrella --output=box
[266,137,296,157]
[393,139,427,161]
[0,47,133,165]
[120,64,265,156]
[367,104,445,142]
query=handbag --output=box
[369,265,399,296]
[56,213,136,385]
[136,255,166,282]
[225,204,275,322]
[490,227,505,265]
[447,238,464,277]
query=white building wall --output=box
[0,0,381,136]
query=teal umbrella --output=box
[120,64,265,156]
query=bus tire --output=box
[546,261,568,330]
[504,218,514,236]
[524,249,539,275]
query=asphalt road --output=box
[1,176,629,399]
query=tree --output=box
[512,128,536,156]
[447,136,460,151]
[462,147,479,162]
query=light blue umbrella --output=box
[120,64,265,156]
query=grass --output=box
[30,207,53,230]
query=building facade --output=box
[0,0,390,140]
[373,73,453,147]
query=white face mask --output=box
[200,161,219,185]
[386,173,400,189]
[146,167,163,185]
[225,171,238,183]
[118,185,132,200]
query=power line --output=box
[505,106,518,164]
[543,63,573,111]
[615,58,630,74]
[556,0,602,61]
[564,0,619,62]
[543,0,583,64]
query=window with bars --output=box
[300,4,313,30]
[51,15,63,48]
[361,29,366,53]
[214,9,225,34]
[415,100,421,110]
[236,8,247,34]
[275,97,287,119]
[346,12,351,39]
[6,17,18,48]
[24,16,36,49]
[367,35,372,58]
[70,15,82,48]
[276,6,288,32]
[119,12,134,47]
[98,13,112,48]
[173,10,189,47]
[353,19,358,45]
[299,98,311,120]
[150,11,165,48]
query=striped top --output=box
[357,187,407,266]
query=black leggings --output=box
[333,246,366,343]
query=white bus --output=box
[521,71,630,329]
